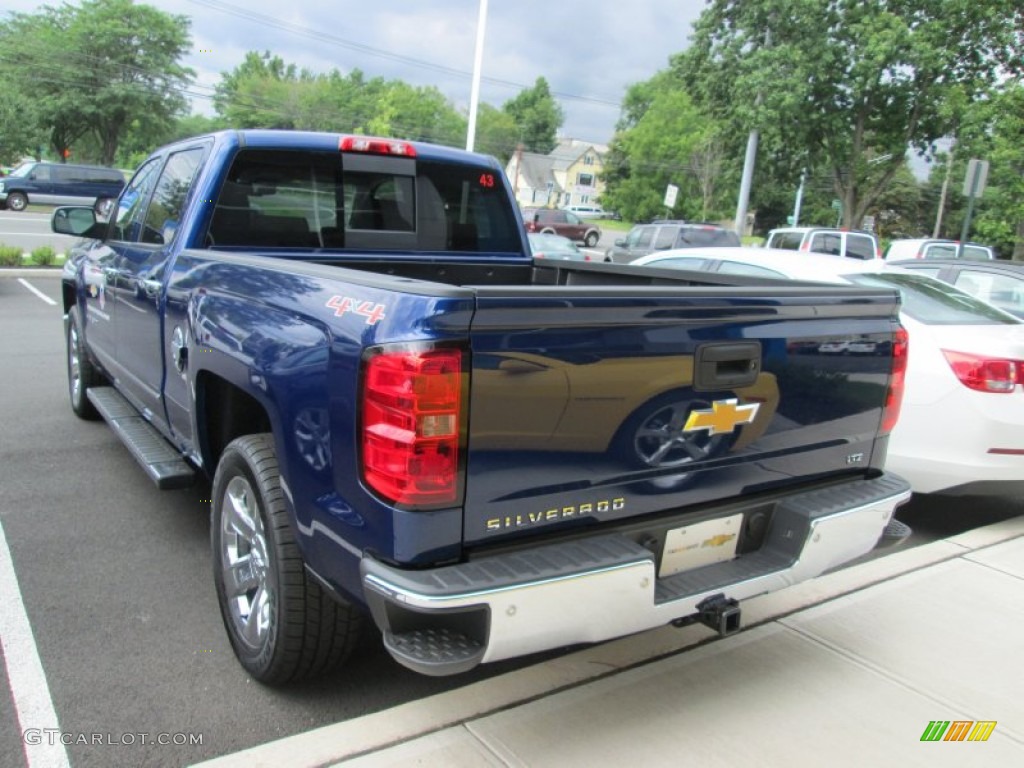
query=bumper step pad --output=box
[87,387,195,489]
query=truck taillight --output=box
[942,350,1020,393]
[881,327,909,434]
[361,346,464,507]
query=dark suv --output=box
[522,207,601,247]
[605,220,740,263]
[0,161,125,212]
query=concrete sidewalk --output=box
[196,515,1024,768]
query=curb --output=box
[191,515,1024,768]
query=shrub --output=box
[0,244,24,267]
[31,246,56,266]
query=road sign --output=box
[664,184,679,209]
[830,199,842,211]
[962,159,989,197]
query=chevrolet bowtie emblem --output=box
[683,398,759,436]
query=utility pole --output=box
[933,142,955,238]
[734,29,770,238]
[465,0,489,152]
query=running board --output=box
[87,387,195,489]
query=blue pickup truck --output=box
[54,130,911,685]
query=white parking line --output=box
[0,520,71,768]
[16,279,57,307]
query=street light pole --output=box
[465,0,489,152]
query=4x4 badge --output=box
[683,399,759,436]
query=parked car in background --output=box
[890,258,1024,319]
[884,238,995,261]
[528,232,602,261]
[521,207,601,246]
[765,226,880,260]
[0,161,125,212]
[562,204,606,218]
[605,220,740,263]
[628,246,1024,497]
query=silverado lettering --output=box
[55,129,911,687]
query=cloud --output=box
[4,0,703,144]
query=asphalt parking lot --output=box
[1,273,1021,767]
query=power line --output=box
[184,0,622,107]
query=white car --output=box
[631,247,1024,496]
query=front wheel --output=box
[66,306,101,419]
[211,434,364,684]
[584,231,599,247]
[6,192,28,212]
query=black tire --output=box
[6,192,28,212]
[540,227,557,235]
[212,434,364,684]
[66,306,102,420]
[584,231,599,247]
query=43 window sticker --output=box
[325,295,387,325]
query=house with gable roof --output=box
[505,139,608,210]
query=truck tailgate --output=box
[463,285,900,546]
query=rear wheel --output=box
[66,306,101,420]
[212,434,364,684]
[6,192,27,212]
[616,392,737,470]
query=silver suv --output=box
[606,220,740,263]
[765,227,879,260]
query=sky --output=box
[1,0,707,147]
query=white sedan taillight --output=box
[942,350,1020,393]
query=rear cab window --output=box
[207,148,522,253]
[845,234,876,260]
[769,231,803,250]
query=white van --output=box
[765,227,880,260]
[562,204,605,219]
[883,238,994,261]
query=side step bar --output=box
[87,387,195,489]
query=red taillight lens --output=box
[362,347,464,507]
[942,350,1020,393]
[881,327,909,434]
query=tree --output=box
[677,0,1024,229]
[502,77,564,154]
[601,72,731,223]
[0,0,193,165]
[951,84,1024,259]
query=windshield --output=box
[8,163,34,178]
[846,272,1021,326]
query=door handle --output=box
[694,342,761,391]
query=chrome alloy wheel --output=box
[219,476,273,649]
[632,400,720,469]
[68,323,83,403]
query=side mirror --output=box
[614,238,626,247]
[52,206,103,238]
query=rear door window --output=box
[845,234,876,260]
[769,231,803,250]
[654,226,677,250]
[809,232,842,256]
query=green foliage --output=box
[677,0,1024,230]
[30,246,56,266]
[212,52,468,148]
[0,245,23,267]
[502,77,564,154]
[0,0,193,165]
[601,72,733,223]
